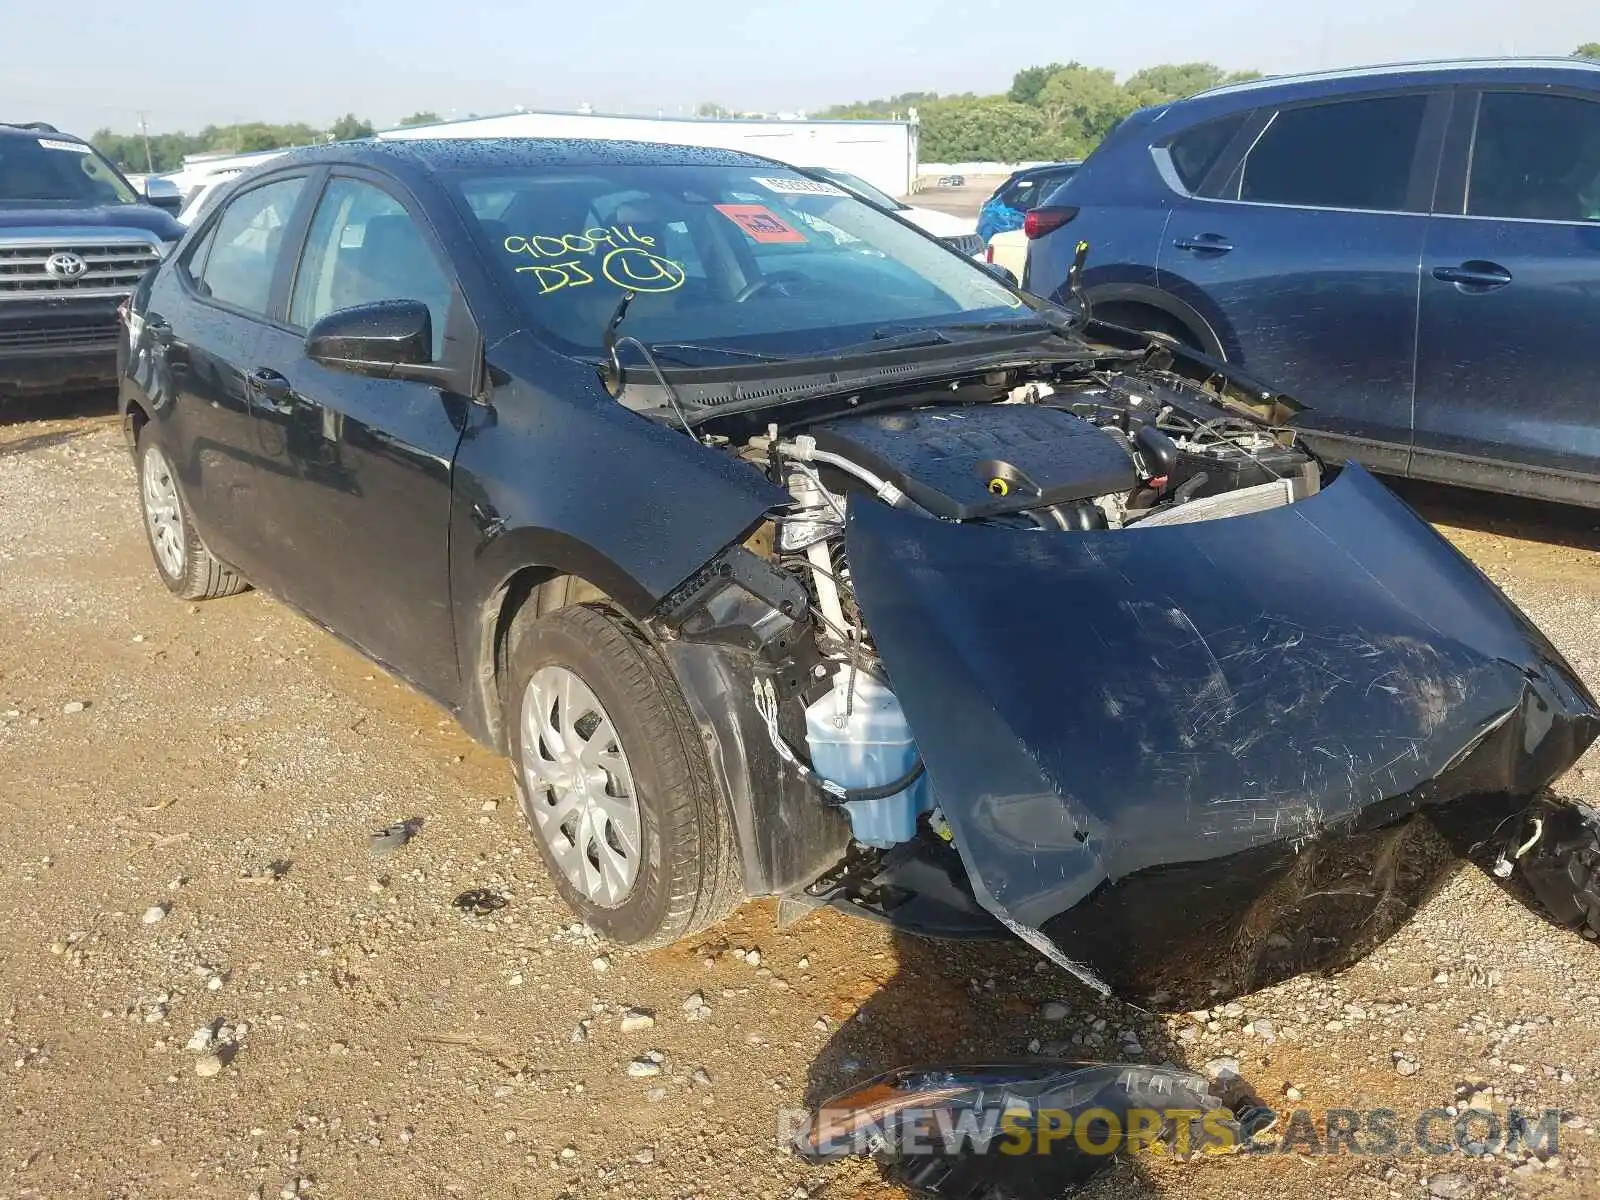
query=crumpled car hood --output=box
[847,465,1599,994]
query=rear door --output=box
[1412,86,1600,504]
[1156,90,1449,473]
[156,173,313,572]
[244,170,473,699]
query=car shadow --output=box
[0,389,119,459]
[1384,476,1600,555]
[798,800,1597,1198]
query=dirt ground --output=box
[4,394,1600,1200]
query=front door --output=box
[1158,90,1447,473]
[1413,87,1600,503]
[246,172,472,700]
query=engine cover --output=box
[811,405,1136,520]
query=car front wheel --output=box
[503,603,741,946]
[136,434,248,601]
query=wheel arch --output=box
[1083,283,1229,360]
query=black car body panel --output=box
[116,134,1600,990]
[847,463,1600,994]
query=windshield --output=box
[808,168,908,212]
[0,135,138,205]
[449,163,1028,361]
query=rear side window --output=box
[1004,168,1078,211]
[1467,91,1600,222]
[198,177,306,315]
[1237,94,1428,212]
[1167,113,1248,192]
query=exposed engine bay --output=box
[650,340,1600,1003]
[739,363,1323,855]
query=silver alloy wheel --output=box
[519,664,643,907]
[141,445,187,580]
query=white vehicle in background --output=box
[985,227,1028,288]
[804,167,984,259]
[177,167,245,225]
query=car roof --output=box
[266,136,783,177]
[0,122,81,141]
[1193,55,1600,100]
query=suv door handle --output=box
[1432,261,1512,290]
[1173,234,1234,254]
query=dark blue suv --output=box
[1026,58,1600,508]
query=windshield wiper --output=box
[645,342,790,364]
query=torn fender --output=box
[847,465,1599,993]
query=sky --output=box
[4,0,1596,135]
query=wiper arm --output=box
[817,327,956,357]
[646,342,790,364]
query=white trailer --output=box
[380,111,919,198]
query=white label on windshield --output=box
[38,138,91,153]
[752,176,847,197]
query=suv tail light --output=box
[1024,206,1078,239]
[985,242,994,263]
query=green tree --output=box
[1007,63,1068,106]
[328,113,374,141]
[1575,43,1600,59]
[397,111,441,127]
[919,98,1051,161]
[1035,65,1132,157]
[1122,62,1229,106]
[696,101,729,118]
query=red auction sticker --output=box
[714,204,806,244]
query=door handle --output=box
[1173,234,1234,254]
[1431,261,1512,290]
[247,367,293,403]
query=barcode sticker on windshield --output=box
[752,176,847,198]
[38,138,92,153]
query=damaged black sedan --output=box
[118,138,1600,998]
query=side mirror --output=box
[141,176,183,214]
[306,300,437,380]
[983,261,1019,287]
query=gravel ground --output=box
[3,396,1600,1200]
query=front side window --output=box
[450,163,1023,360]
[290,178,453,358]
[1467,91,1600,222]
[1238,94,1428,212]
[199,177,306,315]
[0,135,138,206]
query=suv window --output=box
[1001,167,1077,211]
[1168,113,1248,192]
[1467,91,1600,222]
[290,178,453,358]
[0,134,138,205]
[1237,94,1428,212]
[199,177,306,315]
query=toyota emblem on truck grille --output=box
[44,252,88,280]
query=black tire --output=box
[502,603,742,946]
[135,432,249,601]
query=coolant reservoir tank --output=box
[804,669,931,848]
